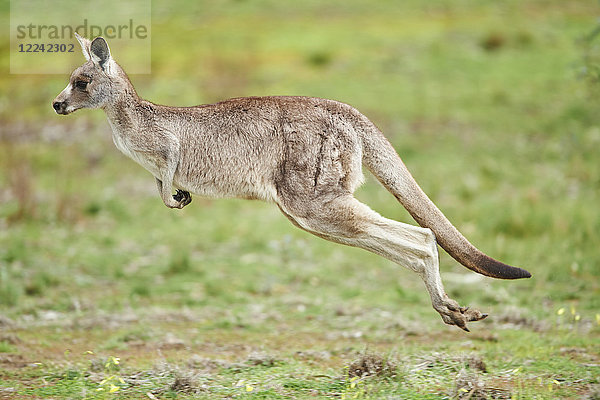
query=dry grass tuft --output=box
[453,368,513,400]
[347,352,397,378]
[464,355,487,373]
[412,352,487,374]
[88,356,121,373]
[454,369,488,399]
[4,146,36,222]
[584,384,600,400]
[146,362,202,395]
[245,351,280,367]
[169,372,198,394]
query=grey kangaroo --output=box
[53,34,531,331]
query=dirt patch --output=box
[0,354,29,368]
[159,333,187,350]
[295,350,332,361]
[187,355,231,371]
[0,315,15,327]
[559,347,600,365]
[494,308,548,332]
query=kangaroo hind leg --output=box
[277,195,487,331]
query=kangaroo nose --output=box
[52,101,67,113]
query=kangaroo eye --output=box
[74,80,88,90]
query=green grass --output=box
[1,0,600,398]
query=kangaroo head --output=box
[52,33,129,115]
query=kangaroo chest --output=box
[108,120,162,178]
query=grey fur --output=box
[52,35,531,331]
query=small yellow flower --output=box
[575,314,581,322]
[109,384,119,393]
[246,385,254,392]
[107,356,120,365]
[557,308,565,316]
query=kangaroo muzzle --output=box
[52,100,68,114]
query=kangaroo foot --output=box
[433,297,488,332]
[173,190,192,208]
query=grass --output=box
[1,0,600,398]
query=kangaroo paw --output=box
[433,297,488,332]
[172,190,192,208]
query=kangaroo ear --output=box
[90,37,112,71]
[74,32,92,61]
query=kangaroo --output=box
[53,34,531,331]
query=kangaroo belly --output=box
[173,168,278,202]
[172,149,280,202]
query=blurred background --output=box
[0,0,599,397]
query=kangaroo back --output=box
[359,124,531,280]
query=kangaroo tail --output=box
[359,123,531,280]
